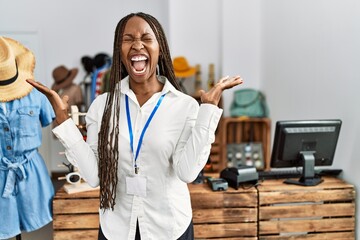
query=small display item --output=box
[66,172,82,184]
[227,142,264,170]
[207,177,228,191]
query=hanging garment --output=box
[91,63,111,102]
[0,88,55,239]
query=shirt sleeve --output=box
[172,102,223,182]
[39,93,55,127]
[52,96,105,187]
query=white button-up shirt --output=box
[53,76,222,240]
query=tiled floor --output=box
[8,179,64,240]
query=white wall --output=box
[260,0,360,236]
[221,0,262,116]
[169,0,222,95]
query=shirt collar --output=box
[119,75,181,97]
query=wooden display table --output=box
[52,177,355,240]
[257,177,356,239]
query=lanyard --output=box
[125,93,166,174]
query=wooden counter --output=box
[53,177,355,240]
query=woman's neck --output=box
[130,77,163,106]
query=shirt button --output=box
[6,146,12,150]
[4,127,9,132]
[29,110,34,115]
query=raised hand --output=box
[199,75,243,106]
[26,79,70,125]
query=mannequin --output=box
[0,37,55,239]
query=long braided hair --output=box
[98,12,182,210]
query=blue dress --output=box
[0,88,55,239]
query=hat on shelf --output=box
[93,53,111,69]
[52,65,78,92]
[173,56,196,78]
[81,56,94,75]
[0,36,35,102]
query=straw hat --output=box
[173,56,196,78]
[51,65,78,92]
[0,36,35,102]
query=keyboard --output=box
[258,170,302,179]
[258,169,342,180]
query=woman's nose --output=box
[132,39,144,50]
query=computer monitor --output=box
[271,119,342,186]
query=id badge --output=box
[126,176,147,197]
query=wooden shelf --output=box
[220,117,271,171]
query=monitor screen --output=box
[271,119,342,186]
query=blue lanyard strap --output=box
[125,94,166,171]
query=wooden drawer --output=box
[53,188,100,240]
[257,177,356,239]
[189,183,258,239]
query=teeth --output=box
[131,55,147,61]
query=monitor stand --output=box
[284,151,323,186]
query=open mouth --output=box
[131,55,148,74]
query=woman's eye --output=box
[122,38,133,43]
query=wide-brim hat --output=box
[0,36,35,102]
[173,56,196,78]
[51,65,78,92]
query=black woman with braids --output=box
[27,12,243,240]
